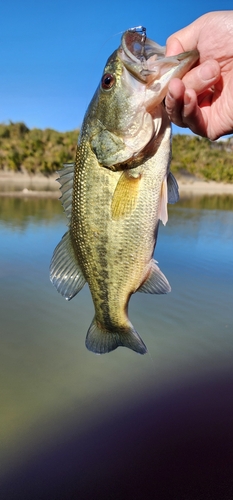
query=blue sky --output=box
[0,1,232,133]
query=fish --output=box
[50,26,199,355]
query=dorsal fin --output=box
[57,162,74,221]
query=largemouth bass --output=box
[50,27,198,355]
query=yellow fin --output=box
[111,171,141,220]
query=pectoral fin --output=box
[137,259,171,294]
[111,171,141,220]
[50,231,86,300]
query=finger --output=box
[165,83,208,136]
[166,21,200,56]
[182,60,220,95]
[182,89,208,137]
[166,36,185,57]
[165,79,187,128]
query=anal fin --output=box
[137,259,171,294]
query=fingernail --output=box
[184,91,191,106]
[183,91,192,118]
[165,91,174,115]
[166,90,175,103]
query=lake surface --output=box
[1,195,233,499]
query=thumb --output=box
[182,59,220,95]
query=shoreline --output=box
[0,172,59,198]
[0,171,233,198]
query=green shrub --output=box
[0,123,232,182]
[0,122,79,175]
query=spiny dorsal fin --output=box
[50,231,86,300]
[167,172,179,204]
[111,171,141,220]
[57,162,74,221]
[137,259,171,294]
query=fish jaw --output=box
[85,28,198,171]
[143,50,199,110]
[119,28,199,109]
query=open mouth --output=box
[119,26,199,85]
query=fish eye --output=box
[101,73,115,90]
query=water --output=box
[1,195,233,499]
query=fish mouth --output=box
[119,26,199,88]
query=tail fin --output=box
[85,318,147,355]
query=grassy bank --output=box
[0,122,233,182]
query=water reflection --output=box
[0,195,233,498]
[0,196,63,228]
[1,194,233,229]
[177,194,233,211]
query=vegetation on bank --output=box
[0,122,79,175]
[172,134,233,183]
[0,122,233,182]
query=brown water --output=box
[0,195,233,499]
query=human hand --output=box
[165,11,233,140]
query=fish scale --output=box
[50,27,199,354]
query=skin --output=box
[165,11,233,140]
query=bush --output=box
[0,122,79,175]
[0,123,232,182]
[171,134,233,182]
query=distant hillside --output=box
[172,134,233,183]
[0,122,79,175]
[0,122,233,182]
